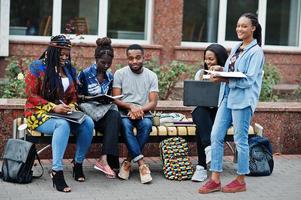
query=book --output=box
[47,111,86,124]
[84,94,123,103]
[205,70,247,78]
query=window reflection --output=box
[266,0,300,46]
[61,0,99,35]
[107,0,146,40]
[9,0,53,36]
[182,0,219,42]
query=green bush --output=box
[260,64,280,101]
[145,58,196,100]
[1,57,31,98]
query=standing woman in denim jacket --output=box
[199,13,264,194]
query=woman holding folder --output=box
[24,35,94,192]
[191,44,228,182]
[77,37,121,179]
[199,13,264,194]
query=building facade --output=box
[0,0,301,83]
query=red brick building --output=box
[0,0,301,84]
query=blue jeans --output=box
[210,96,252,175]
[36,116,94,171]
[121,117,153,162]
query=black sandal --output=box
[50,170,71,193]
[72,161,85,182]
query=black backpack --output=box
[248,136,274,176]
[0,139,43,183]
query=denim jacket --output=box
[218,39,265,113]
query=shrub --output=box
[1,57,31,98]
[146,58,196,100]
[260,64,280,101]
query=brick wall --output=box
[0,99,300,158]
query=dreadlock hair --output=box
[95,37,114,59]
[240,13,262,47]
[126,44,144,56]
[39,35,75,103]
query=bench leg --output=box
[37,144,51,155]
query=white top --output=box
[61,77,70,92]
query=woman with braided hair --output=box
[77,37,121,179]
[199,13,264,194]
[25,35,94,192]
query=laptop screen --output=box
[183,80,220,107]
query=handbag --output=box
[79,101,116,121]
[0,139,44,184]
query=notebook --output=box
[183,80,220,107]
[47,111,86,124]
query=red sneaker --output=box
[198,179,221,194]
[222,179,246,193]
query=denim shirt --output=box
[77,64,113,96]
[218,39,265,113]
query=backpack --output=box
[159,137,193,180]
[0,139,43,183]
[248,136,274,176]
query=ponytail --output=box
[241,13,262,46]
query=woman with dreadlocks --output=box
[77,37,121,179]
[24,35,94,192]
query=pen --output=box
[59,100,72,114]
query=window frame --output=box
[8,0,153,45]
[181,0,301,52]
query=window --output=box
[8,0,153,43]
[108,0,146,40]
[9,0,53,36]
[182,0,219,42]
[181,0,301,50]
[265,0,300,46]
[61,0,99,35]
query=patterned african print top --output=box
[24,60,77,130]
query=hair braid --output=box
[241,13,262,46]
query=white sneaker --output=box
[191,165,207,182]
[205,146,211,165]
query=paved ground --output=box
[1,155,301,200]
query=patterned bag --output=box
[159,137,193,180]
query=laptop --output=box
[183,80,220,107]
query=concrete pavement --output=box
[1,155,301,200]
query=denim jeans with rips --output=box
[210,87,252,175]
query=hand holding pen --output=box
[52,100,72,114]
[59,100,73,114]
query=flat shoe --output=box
[94,162,115,177]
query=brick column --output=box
[153,0,183,64]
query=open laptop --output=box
[183,80,220,107]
